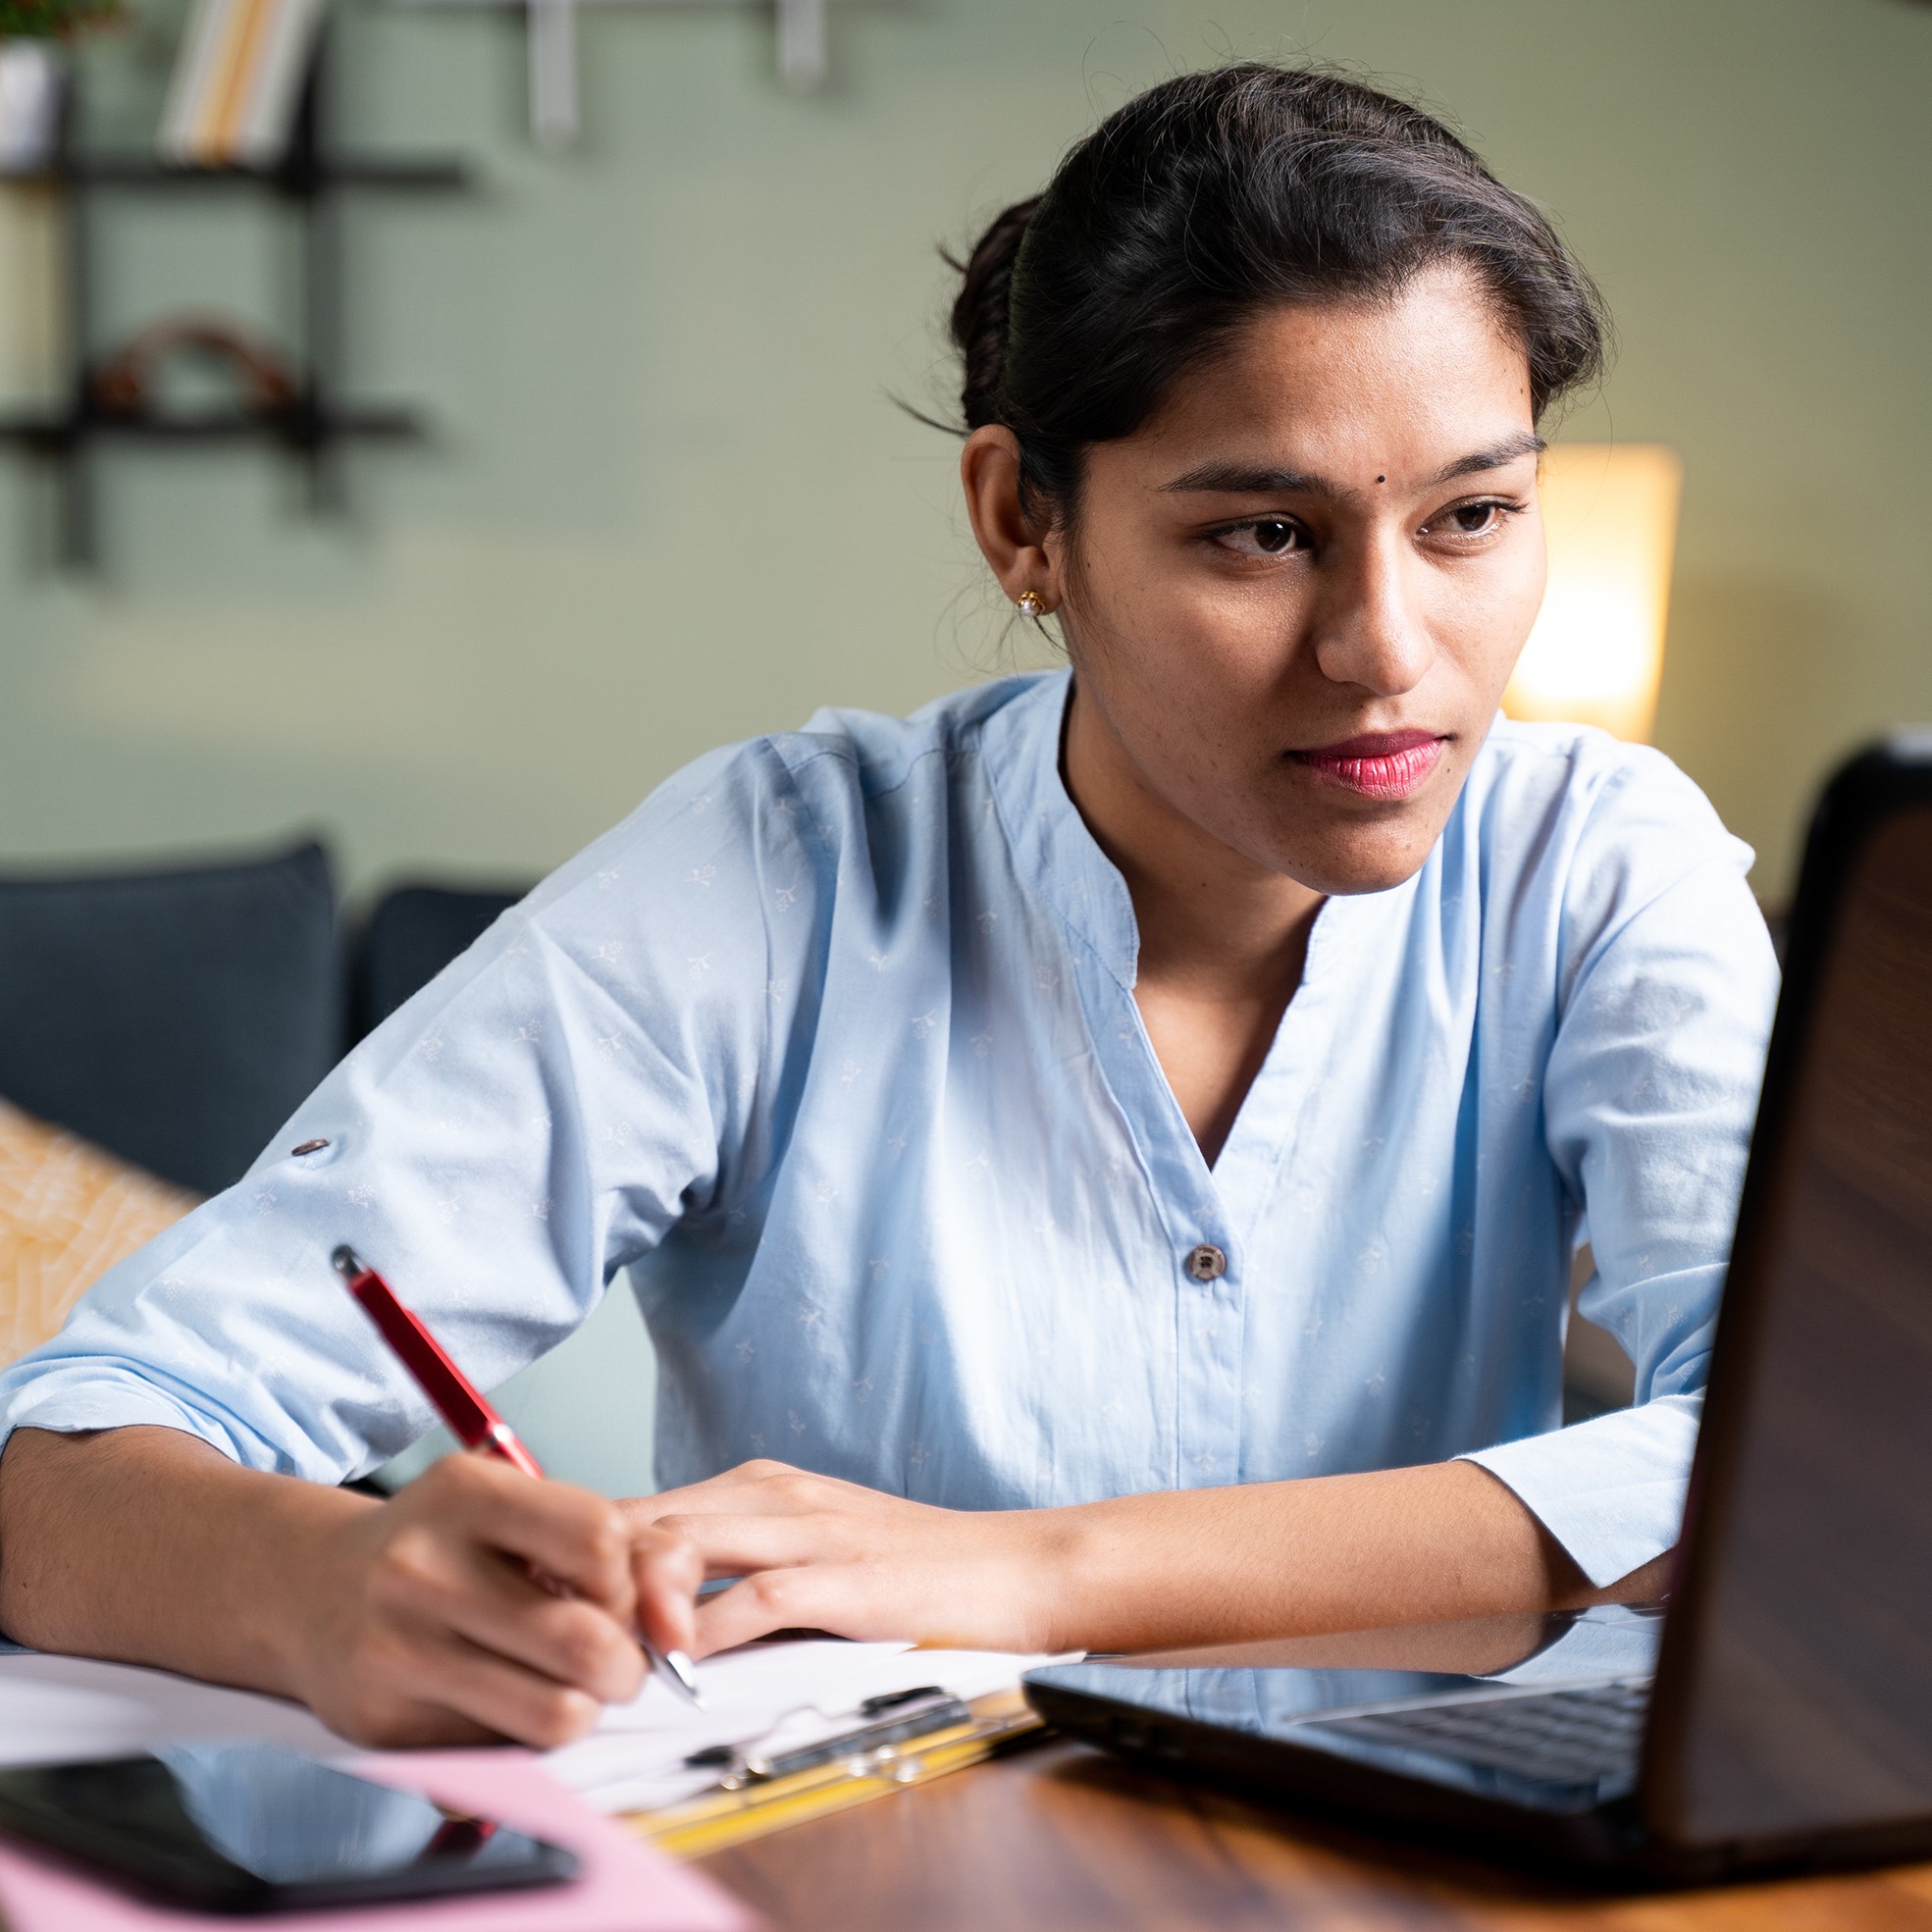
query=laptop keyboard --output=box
[1303,1679,1651,1787]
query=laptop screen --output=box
[1646,766,1932,1849]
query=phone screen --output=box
[0,1743,579,1912]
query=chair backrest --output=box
[349,882,530,1041]
[0,842,339,1195]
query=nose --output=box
[1308,526,1436,698]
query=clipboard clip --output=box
[641,1685,1049,1857]
[683,1686,969,1790]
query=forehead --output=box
[1125,266,1535,478]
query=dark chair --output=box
[348,882,530,1041]
[0,842,340,1196]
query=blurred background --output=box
[1,0,1928,1491]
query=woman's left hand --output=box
[618,1461,1067,1657]
[620,1456,1678,1663]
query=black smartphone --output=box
[0,1742,580,1913]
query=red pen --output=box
[332,1243,702,1706]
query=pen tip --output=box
[330,1245,364,1282]
[663,1649,704,1705]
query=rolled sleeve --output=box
[0,741,797,1483]
[0,1353,296,1471]
[1461,747,1778,1585]
[1464,1389,1703,1587]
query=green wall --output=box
[3,0,1929,906]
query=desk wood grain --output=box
[698,1737,1932,1932]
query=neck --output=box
[1061,678,1323,997]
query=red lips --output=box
[1287,730,1447,801]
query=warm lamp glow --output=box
[1503,444,1683,743]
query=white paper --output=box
[0,1651,349,1768]
[546,1640,1067,1816]
[0,1640,1067,1816]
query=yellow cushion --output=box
[0,1099,199,1370]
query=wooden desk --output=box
[698,1736,1932,1931]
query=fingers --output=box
[360,1502,643,1703]
[333,1456,713,1739]
[295,1455,712,1749]
[630,1527,702,1660]
[409,1454,637,1624]
[443,1557,648,1706]
[412,1630,606,1749]
[691,1564,878,1656]
[648,1511,835,1579]
[392,1463,708,1698]
[360,1622,608,1749]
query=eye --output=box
[1423,498,1521,544]
[1212,517,1307,558]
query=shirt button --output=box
[1184,1243,1227,1282]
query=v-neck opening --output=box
[1198,904,1336,1176]
[1203,893,1365,1241]
[1099,891,1372,1248]
[978,672,1405,1258]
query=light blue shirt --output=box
[0,672,1779,1588]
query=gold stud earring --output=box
[1017,591,1048,619]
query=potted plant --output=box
[0,0,120,172]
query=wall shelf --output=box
[0,44,471,569]
[0,404,424,445]
[1,158,468,189]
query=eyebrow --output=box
[1158,431,1546,498]
[1427,431,1546,486]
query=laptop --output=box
[1025,733,1932,1884]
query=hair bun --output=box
[928,66,1603,532]
[947,195,1041,431]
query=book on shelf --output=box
[158,0,330,169]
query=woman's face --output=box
[1027,266,1547,898]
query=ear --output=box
[961,426,1062,612]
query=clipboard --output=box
[621,1686,1047,1858]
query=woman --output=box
[0,65,1776,1749]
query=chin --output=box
[1268,823,1440,899]
[1302,859,1428,898]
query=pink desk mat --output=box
[0,1749,755,1932]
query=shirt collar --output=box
[978,667,1421,994]
[979,669,1142,986]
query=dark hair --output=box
[947,64,1605,527]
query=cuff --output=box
[1458,1392,1701,1588]
[0,1364,253,1470]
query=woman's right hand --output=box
[288,1451,702,1748]
[0,1425,698,1750]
